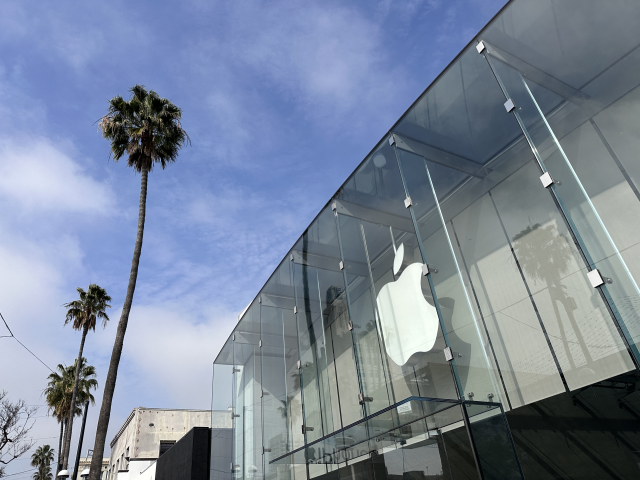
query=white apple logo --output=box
[376,243,439,366]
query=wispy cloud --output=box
[0,137,113,214]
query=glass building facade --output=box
[212,0,640,478]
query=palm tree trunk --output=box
[88,167,148,480]
[56,420,64,474]
[62,323,89,469]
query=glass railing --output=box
[269,396,501,466]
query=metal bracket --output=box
[261,390,269,398]
[232,413,240,418]
[587,269,605,288]
[232,334,235,341]
[540,172,555,188]
[421,264,429,276]
[297,360,301,370]
[290,253,294,261]
[302,425,314,434]
[348,321,353,331]
[332,201,337,211]
[259,296,262,304]
[404,197,413,208]
[504,99,516,113]
[294,306,297,314]
[262,447,271,455]
[232,367,241,373]
[444,347,453,362]
[388,135,395,146]
[476,41,486,54]
[259,340,262,347]
[339,261,344,270]
[358,393,373,405]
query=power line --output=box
[2,469,36,477]
[0,312,54,373]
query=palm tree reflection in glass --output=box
[512,223,594,374]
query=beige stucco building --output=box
[106,408,231,480]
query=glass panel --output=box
[336,142,460,421]
[397,147,500,403]
[482,0,640,364]
[258,258,303,480]
[450,190,566,409]
[260,302,291,480]
[464,403,522,480]
[491,160,635,391]
[232,302,262,480]
[212,363,233,480]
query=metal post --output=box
[72,401,90,480]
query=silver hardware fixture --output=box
[302,425,314,434]
[332,202,337,211]
[259,340,262,347]
[259,296,262,304]
[422,264,430,276]
[605,277,613,284]
[540,172,555,188]
[587,269,605,288]
[231,464,240,472]
[232,368,240,373]
[348,321,353,331]
[232,413,240,418]
[388,135,395,146]
[294,306,297,314]
[444,347,453,362]
[404,197,413,208]
[504,99,516,113]
[339,261,344,270]
[458,353,463,358]
[232,334,235,341]
[297,360,301,370]
[476,41,486,53]
[487,393,494,399]
[260,390,269,398]
[468,392,474,399]
[262,447,271,454]
[358,393,373,404]
[290,253,294,261]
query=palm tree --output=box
[31,445,54,480]
[32,465,52,480]
[89,85,189,480]
[44,360,98,474]
[60,285,111,471]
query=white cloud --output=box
[0,137,113,214]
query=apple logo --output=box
[376,243,439,366]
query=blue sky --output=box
[0,0,505,474]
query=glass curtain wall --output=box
[213,1,640,478]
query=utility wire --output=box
[2,469,36,477]
[0,312,54,373]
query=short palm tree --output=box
[44,360,98,474]
[32,465,52,480]
[60,285,110,471]
[31,445,54,480]
[89,85,189,480]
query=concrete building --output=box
[106,408,231,480]
[76,457,109,480]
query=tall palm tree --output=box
[44,360,98,474]
[89,85,189,480]
[31,445,54,480]
[60,285,111,471]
